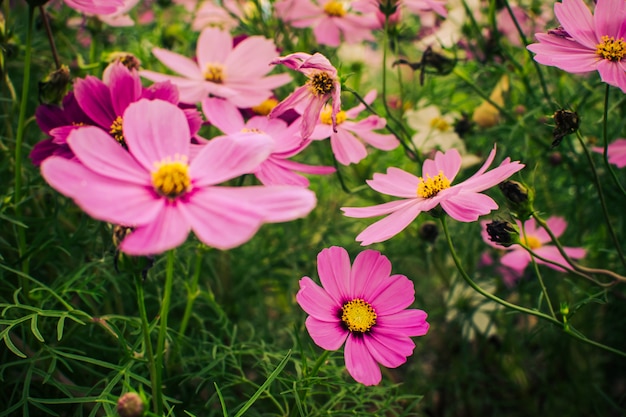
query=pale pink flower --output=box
[527,0,626,93]
[342,146,525,245]
[297,246,429,385]
[402,0,447,17]
[593,138,626,168]
[96,0,140,27]
[481,217,586,275]
[140,27,292,107]
[269,52,341,140]
[40,99,316,256]
[202,98,335,186]
[309,90,399,165]
[63,0,124,14]
[274,0,379,47]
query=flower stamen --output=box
[320,105,346,125]
[109,116,125,143]
[429,116,450,132]
[417,171,451,198]
[308,71,335,97]
[522,234,542,250]
[204,63,225,83]
[152,156,191,198]
[323,0,346,16]
[596,35,626,61]
[341,298,377,333]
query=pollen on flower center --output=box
[109,116,124,143]
[320,106,347,125]
[596,35,626,61]
[341,298,377,333]
[241,127,263,134]
[323,0,346,16]
[152,157,191,198]
[204,63,225,83]
[251,98,278,115]
[430,116,450,132]
[417,171,451,198]
[308,71,335,97]
[522,235,542,250]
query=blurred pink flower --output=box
[63,0,124,14]
[40,99,316,255]
[202,98,335,186]
[342,146,524,245]
[96,0,140,26]
[274,0,379,47]
[309,90,399,165]
[297,246,429,385]
[527,0,626,93]
[481,217,586,274]
[140,27,291,107]
[402,0,447,17]
[269,52,341,140]
[593,138,626,168]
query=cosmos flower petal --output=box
[305,316,348,351]
[350,250,392,299]
[330,129,368,165]
[74,76,116,128]
[592,0,625,42]
[201,97,244,134]
[376,310,430,337]
[344,335,381,386]
[151,47,203,80]
[363,332,414,368]
[297,277,340,321]
[108,62,142,116]
[196,27,232,68]
[537,216,567,241]
[440,193,498,222]
[123,100,191,171]
[139,71,211,104]
[554,0,597,49]
[432,148,462,179]
[366,168,420,198]
[369,275,415,315]
[120,204,191,255]
[352,201,428,246]
[224,36,282,79]
[317,246,352,305]
[501,249,531,272]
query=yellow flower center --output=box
[323,0,346,16]
[429,116,450,132]
[109,116,124,143]
[204,63,225,83]
[308,71,335,97]
[320,105,347,125]
[152,157,191,198]
[251,98,279,115]
[417,171,451,198]
[341,298,377,333]
[522,235,542,250]
[596,35,626,61]
[241,127,263,134]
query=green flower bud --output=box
[117,392,145,417]
[38,65,71,105]
[486,220,520,247]
[498,180,534,221]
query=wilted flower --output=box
[342,146,524,245]
[297,246,429,385]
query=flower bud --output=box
[106,52,141,71]
[551,109,579,147]
[498,180,534,220]
[38,65,71,105]
[486,220,519,247]
[116,392,145,417]
[418,221,438,243]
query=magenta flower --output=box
[342,146,525,245]
[269,52,341,140]
[481,217,586,274]
[297,246,429,385]
[274,0,379,47]
[202,98,335,186]
[526,0,626,93]
[593,138,626,168]
[309,90,399,165]
[140,27,291,108]
[40,99,316,256]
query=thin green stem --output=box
[135,277,158,414]
[39,6,61,69]
[574,132,626,270]
[442,216,626,357]
[155,250,176,416]
[600,84,626,197]
[289,350,330,417]
[179,248,204,338]
[14,6,35,288]
[521,223,556,318]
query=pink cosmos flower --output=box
[593,138,626,168]
[62,0,124,14]
[341,146,525,245]
[297,246,429,385]
[309,90,399,165]
[269,52,341,140]
[96,0,140,26]
[481,217,586,275]
[274,0,379,47]
[526,0,626,93]
[140,27,291,108]
[40,99,317,256]
[202,98,335,186]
